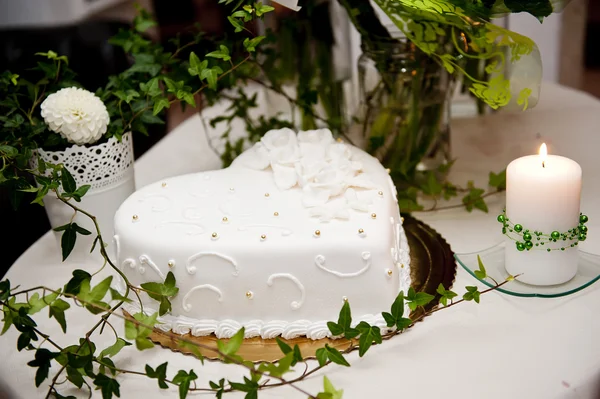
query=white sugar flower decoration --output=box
[41,87,109,145]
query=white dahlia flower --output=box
[41,87,110,145]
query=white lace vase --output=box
[32,133,135,264]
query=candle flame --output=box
[539,143,547,168]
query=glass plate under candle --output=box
[455,242,600,298]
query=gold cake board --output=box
[137,215,456,362]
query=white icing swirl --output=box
[191,320,218,337]
[261,321,286,339]
[306,321,332,340]
[215,320,243,338]
[171,320,193,335]
[282,320,311,339]
[244,320,264,338]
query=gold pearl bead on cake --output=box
[378,191,384,196]
[229,187,235,192]
[386,269,393,277]
[336,137,343,143]
[168,260,175,268]
[273,212,279,217]
[222,216,228,223]
[246,291,254,299]
[260,234,267,241]
[132,214,139,221]
[161,182,167,187]
[371,213,377,219]
[314,230,321,238]
[385,168,391,174]
[264,193,270,198]
[211,232,219,240]
[400,263,405,269]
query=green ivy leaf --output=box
[243,36,265,52]
[77,276,113,314]
[257,351,294,378]
[172,369,198,399]
[188,52,208,77]
[317,376,344,399]
[93,374,121,399]
[59,224,77,261]
[47,298,69,333]
[27,348,58,387]
[0,280,10,301]
[71,185,91,202]
[327,300,359,339]
[227,16,245,33]
[200,66,223,91]
[255,3,275,16]
[488,169,507,191]
[64,270,91,296]
[356,321,382,357]
[275,337,292,354]
[324,344,350,367]
[462,187,488,213]
[100,338,132,358]
[421,171,443,196]
[315,347,328,367]
[66,366,84,388]
[463,286,481,303]
[382,290,413,330]
[206,45,231,62]
[152,96,170,115]
[217,327,244,361]
[109,288,133,304]
[146,362,169,389]
[474,255,487,280]
[27,291,58,315]
[178,341,204,363]
[125,312,158,350]
[436,283,458,307]
[405,288,435,311]
[60,168,76,194]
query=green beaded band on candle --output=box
[497,209,589,252]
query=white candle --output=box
[504,144,583,285]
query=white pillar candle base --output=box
[504,238,578,285]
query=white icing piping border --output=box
[314,251,372,278]
[182,285,224,311]
[266,273,305,310]
[122,303,394,340]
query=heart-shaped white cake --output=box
[113,128,411,339]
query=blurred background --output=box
[0,0,597,275]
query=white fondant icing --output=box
[139,255,165,280]
[314,252,372,278]
[182,284,224,311]
[114,128,412,340]
[267,273,305,310]
[182,207,205,220]
[139,193,171,212]
[156,221,206,235]
[186,252,239,276]
[238,224,293,236]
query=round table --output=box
[2,83,600,399]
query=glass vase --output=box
[350,38,455,187]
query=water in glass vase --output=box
[349,38,455,189]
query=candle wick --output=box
[542,161,545,168]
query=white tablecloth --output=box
[2,83,600,399]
